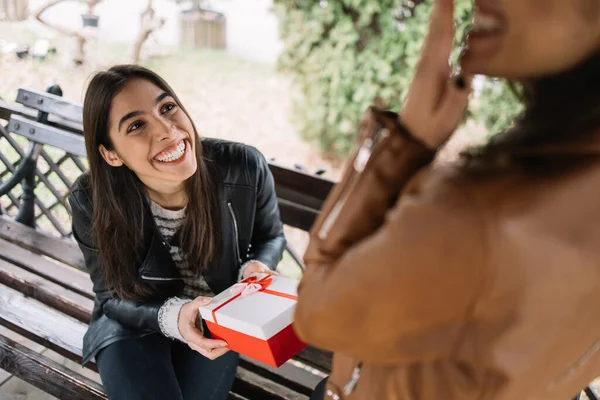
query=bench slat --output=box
[277,198,319,232]
[239,356,321,397]
[294,346,333,373]
[0,237,93,299]
[275,186,323,213]
[7,115,87,157]
[0,216,86,271]
[228,394,250,400]
[16,88,83,123]
[233,367,307,400]
[0,98,84,134]
[0,258,93,323]
[270,162,333,231]
[269,163,334,202]
[0,283,87,356]
[0,333,107,400]
[0,316,91,370]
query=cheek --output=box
[180,116,196,143]
[112,138,152,169]
[519,0,599,44]
[184,119,195,136]
[494,1,598,75]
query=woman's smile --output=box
[152,139,191,166]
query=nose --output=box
[152,116,177,142]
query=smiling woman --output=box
[97,77,200,209]
[67,65,286,400]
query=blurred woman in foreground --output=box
[296,0,600,399]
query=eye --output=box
[161,103,177,114]
[127,120,144,133]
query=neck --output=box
[146,182,187,210]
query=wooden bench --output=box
[0,86,335,399]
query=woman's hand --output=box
[242,261,279,280]
[401,0,472,149]
[178,296,230,360]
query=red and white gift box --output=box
[199,273,306,367]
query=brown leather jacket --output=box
[294,108,600,400]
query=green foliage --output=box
[475,79,524,137]
[274,0,523,158]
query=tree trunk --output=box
[3,0,29,21]
[131,0,164,64]
[33,0,103,66]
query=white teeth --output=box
[473,12,502,32]
[155,141,186,162]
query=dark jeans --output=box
[310,378,328,400]
[96,333,239,400]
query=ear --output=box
[98,144,124,167]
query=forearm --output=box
[304,108,435,266]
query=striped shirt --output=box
[150,200,214,299]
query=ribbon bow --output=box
[229,275,273,297]
[210,274,297,325]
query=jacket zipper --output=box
[140,275,182,281]
[318,127,390,240]
[343,362,363,396]
[228,202,242,264]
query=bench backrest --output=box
[16,88,83,124]
[7,115,86,157]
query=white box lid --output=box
[199,274,299,340]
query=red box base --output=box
[205,321,306,367]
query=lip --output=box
[464,2,506,59]
[474,0,505,19]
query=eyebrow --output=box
[117,92,172,131]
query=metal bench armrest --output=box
[0,142,42,197]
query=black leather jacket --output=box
[68,139,286,365]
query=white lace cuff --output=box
[158,297,190,342]
[238,259,271,281]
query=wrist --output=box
[397,114,441,150]
[158,297,190,342]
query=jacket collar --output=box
[136,201,182,281]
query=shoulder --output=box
[374,164,491,306]
[68,173,93,220]
[201,138,267,186]
[396,163,489,254]
[67,173,96,246]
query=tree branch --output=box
[34,0,104,65]
[131,0,165,63]
[34,0,86,38]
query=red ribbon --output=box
[211,275,298,325]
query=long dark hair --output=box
[82,65,220,300]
